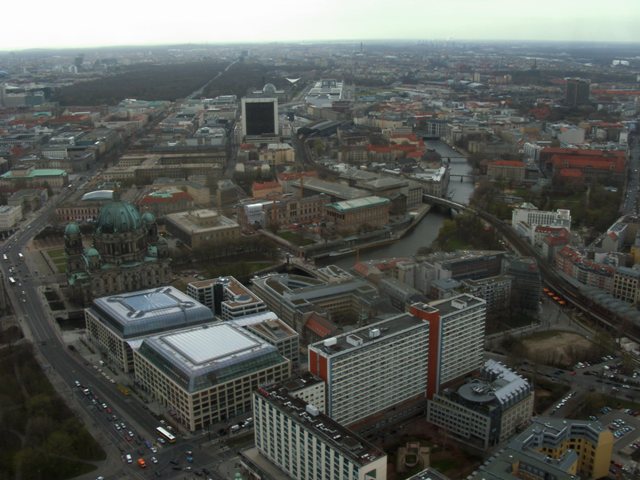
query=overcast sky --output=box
[2,0,639,50]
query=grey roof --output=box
[81,190,114,201]
[287,177,367,200]
[309,313,427,358]
[469,417,606,479]
[136,323,287,392]
[457,359,531,407]
[259,382,386,467]
[428,293,486,317]
[89,286,214,338]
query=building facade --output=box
[409,294,486,398]
[187,276,268,320]
[252,382,387,480]
[165,209,240,250]
[469,417,613,480]
[250,273,379,332]
[65,201,171,303]
[427,360,534,450]
[325,196,390,233]
[512,204,572,230]
[0,205,22,230]
[84,286,214,372]
[133,322,290,431]
[308,313,429,426]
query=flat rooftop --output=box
[326,196,390,213]
[257,384,385,467]
[428,293,486,317]
[219,276,265,308]
[137,322,287,392]
[309,313,427,358]
[89,286,214,338]
[287,177,367,200]
[165,210,239,234]
[246,319,297,342]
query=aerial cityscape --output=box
[1,5,640,480]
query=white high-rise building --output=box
[511,203,572,230]
[252,383,387,480]
[308,313,429,426]
[409,294,486,398]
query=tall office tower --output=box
[241,97,278,137]
[507,257,541,316]
[409,294,486,399]
[252,383,387,480]
[308,313,429,426]
[565,78,590,107]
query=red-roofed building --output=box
[137,189,194,216]
[277,171,317,182]
[303,312,338,343]
[252,180,282,199]
[555,246,614,291]
[535,226,570,261]
[540,147,626,182]
[558,168,584,184]
[487,160,526,183]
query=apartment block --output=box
[251,382,387,480]
[469,417,613,480]
[187,276,267,320]
[427,360,534,450]
[308,313,429,426]
[409,294,486,398]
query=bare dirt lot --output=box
[521,330,592,367]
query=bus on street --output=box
[156,426,176,443]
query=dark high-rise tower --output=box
[565,78,590,107]
[241,97,278,138]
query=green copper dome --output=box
[85,247,100,257]
[142,211,156,224]
[96,201,143,234]
[64,222,80,236]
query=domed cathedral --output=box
[64,200,171,305]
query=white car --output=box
[151,457,158,464]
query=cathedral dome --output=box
[262,83,277,94]
[65,222,80,236]
[142,211,156,224]
[96,201,143,234]
[85,247,100,257]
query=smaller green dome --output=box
[85,247,100,258]
[142,212,156,224]
[65,222,80,236]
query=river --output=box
[323,141,474,268]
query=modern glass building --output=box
[133,322,290,431]
[85,286,214,372]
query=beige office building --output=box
[85,286,213,373]
[165,209,240,249]
[133,322,290,431]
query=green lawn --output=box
[431,458,459,472]
[47,248,67,273]
[276,231,314,246]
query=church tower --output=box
[64,222,84,273]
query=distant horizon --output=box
[2,37,640,54]
[2,0,639,52]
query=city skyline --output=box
[2,0,640,51]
